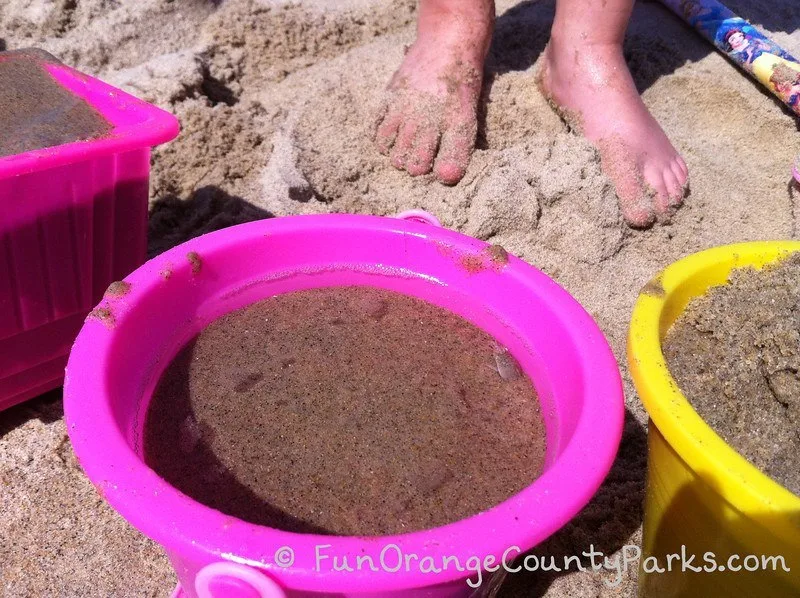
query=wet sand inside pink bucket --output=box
[0,49,112,158]
[144,286,546,536]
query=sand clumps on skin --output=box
[375,56,484,181]
[2,0,800,596]
[663,255,800,495]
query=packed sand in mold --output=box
[663,254,800,495]
[145,286,546,536]
[0,49,111,158]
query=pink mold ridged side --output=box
[0,150,150,407]
[0,54,179,410]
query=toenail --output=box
[436,167,465,185]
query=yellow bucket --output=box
[628,241,800,597]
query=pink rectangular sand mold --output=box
[0,52,179,411]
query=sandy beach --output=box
[1,0,798,596]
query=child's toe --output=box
[434,160,467,185]
[611,165,656,227]
[433,117,475,185]
[675,155,689,180]
[621,196,656,228]
[660,169,684,211]
[670,159,689,197]
[390,121,418,170]
[406,128,440,176]
[375,107,403,155]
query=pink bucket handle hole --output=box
[394,209,442,227]
[193,562,286,598]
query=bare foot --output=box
[538,37,689,227]
[374,1,494,185]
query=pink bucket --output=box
[64,213,624,597]
[0,50,179,410]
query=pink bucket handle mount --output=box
[173,562,286,598]
[394,209,442,227]
[196,562,285,598]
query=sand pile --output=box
[1,0,799,595]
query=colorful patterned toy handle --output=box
[659,0,800,182]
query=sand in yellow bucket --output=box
[628,241,800,598]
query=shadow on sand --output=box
[497,408,648,596]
